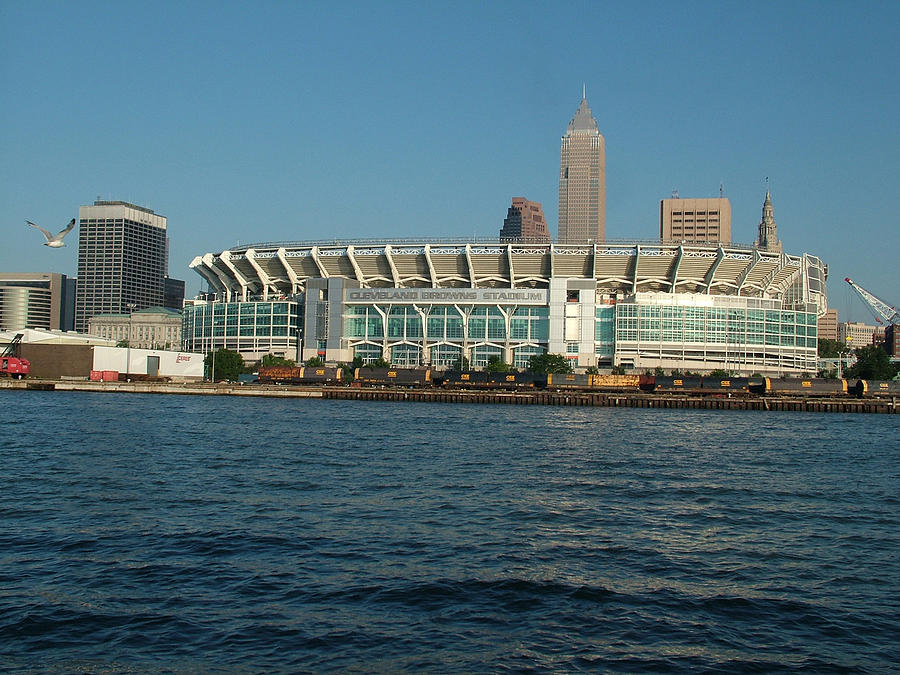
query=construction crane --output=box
[1,333,31,378]
[845,278,900,326]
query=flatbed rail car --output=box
[258,366,343,385]
[353,367,433,387]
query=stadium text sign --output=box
[345,288,548,305]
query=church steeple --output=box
[756,182,782,253]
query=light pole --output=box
[125,303,136,380]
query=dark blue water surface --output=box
[1,391,898,673]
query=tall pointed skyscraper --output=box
[755,188,782,253]
[558,93,605,243]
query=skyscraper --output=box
[499,197,549,242]
[559,94,605,243]
[755,190,782,253]
[75,200,168,333]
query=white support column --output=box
[424,245,439,288]
[736,249,761,296]
[220,251,250,302]
[202,253,238,302]
[346,245,367,287]
[704,247,726,294]
[310,246,329,279]
[245,249,272,301]
[464,244,476,288]
[384,245,401,288]
[670,245,684,293]
[507,244,516,289]
[190,256,225,297]
[276,247,301,295]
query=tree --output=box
[708,369,729,377]
[452,355,470,371]
[527,353,572,374]
[304,356,324,367]
[205,348,244,382]
[845,345,899,380]
[262,354,295,367]
[116,339,129,348]
[610,365,627,375]
[585,366,600,375]
[818,338,850,358]
[486,355,510,373]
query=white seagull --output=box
[26,218,76,247]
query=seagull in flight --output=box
[26,218,76,247]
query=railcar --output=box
[649,376,705,394]
[701,377,752,394]
[258,366,342,385]
[853,379,900,397]
[354,367,432,387]
[756,377,849,396]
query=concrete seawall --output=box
[2,379,897,413]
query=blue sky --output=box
[2,1,897,322]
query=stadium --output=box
[185,239,828,375]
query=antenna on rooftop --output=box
[671,189,679,199]
[720,182,724,198]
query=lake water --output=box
[1,390,898,672]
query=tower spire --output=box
[582,83,586,100]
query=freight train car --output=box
[258,365,343,385]
[354,367,432,387]
[853,379,900,396]
[439,370,547,389]
[648,376,705,394]
[545,373,643,392]
[701,377,752,394]
[754,377,849,396]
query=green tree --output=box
[585,366,600,375]
[304,356,324,367]
[708,369,729,377]
[818,338,850,358]
[262,354,295,367]
[116,339,129,348]
[610,365,627,375]
[205,348,244,382]
[527,353,573,374]
[486,355,510,373]
[452,355,470,371]
[846,345,899,380]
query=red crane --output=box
[1,333,30,379]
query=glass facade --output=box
[345,303,550,368]
[182,301,300,356]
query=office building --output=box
[88,307,183,349]
[838,321,881,348]
[187,238,828,375]
[0,273,74,331]
[165,277,186,310]
[817,308,838,341]
[499,198,549,242]
[660,197,731,244]
[559,95,605,243]
[756,190,782,253]
[75,200,168,333]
